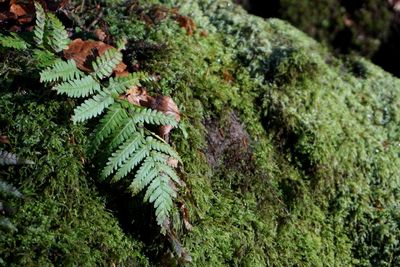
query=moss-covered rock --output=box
[1,0,400,266]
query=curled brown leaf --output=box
[63,38,127,74]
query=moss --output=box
[0,92,148,266]
[2,0,400,266]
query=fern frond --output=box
[72,92,114,123]
[130,107,178,126]
[0,151,34,165]
[146,137,181,162]
[40,60,83,83]
[55,75,100,98]
[107,73,143,94]
[113,144,149,181]
[116,38,127,51]
[33,49,57,68]
[102,132,143,178]
[92,48,123,80]
[0,33,28,50]
[129,157,155,193]
[46,13,69,52]
[87,104,128,155]
[107,118,136,153]
[0,217,18,232]
[153,175,175,226]
[0,180,22,198]
[34,1,46,45]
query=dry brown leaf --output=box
[175,15,196,35]
[1,0,68,30]
[63,38,127,74]
[123,86,149,106]
[179,202,193,231]
[142,95,180,140]
[122,86,180,141]
[9,0,34,24]
[0,135,10,144]
[94,28,107,42]
[166,157,178,168]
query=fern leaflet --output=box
[0,151,34,165]
[34,1,46,45]
[102,132,143,178]
[153,174,175,226]
[92,48,123,80]
[0,180,22,198]
[55,76,100,98]
[46,13,69,52]
[0,33,28,50]
[107,118,136,153]
[87,104,128,155]
[113,144,149,182]
[40,60,83,83]
[107,73,143,94]
[72,93,114,123]
[130,107,178,126]
[146,137,181,162]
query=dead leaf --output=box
[0,135,10,144]
[175,15,196,35]
[179,202,193,231]
[0,0,68,31]
[142,95,180,141]
[94,28,107,42]
[166,157,178,168]
[122,86,180,141]
[123,86,149,106]
[63,38,127,74]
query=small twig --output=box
[86,9,104,30]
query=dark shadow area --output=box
[373,18,400,77]
[236,0,400,78]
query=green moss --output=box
[0,93,148,266]
[2,0,400,265]
[101,0,400,265]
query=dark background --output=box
[237,0,400,78]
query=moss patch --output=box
[1,0,400,266]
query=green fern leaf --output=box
[0,180,22,198]
[113,144,149,182]
[102,132,143,178]
[55,75,100,98]
[46,13,69,52]
[142,170,164,202]
[146,137,181,162]
[92,48,123,80]
[34,1,46,45]
[0,33,28,50]
[129,157,155,193]
[33,49,57,68]
[72,92,114,123]
[148,152,182,184]
[0,151,34,165]
[158,162,182,186]
[107,73,143,94]
[0,217,18,232]
[130,107,178,126]
[40,60,83,83]
[153,175,175,226]
[88,104,128,155]
[107,118,136,153]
